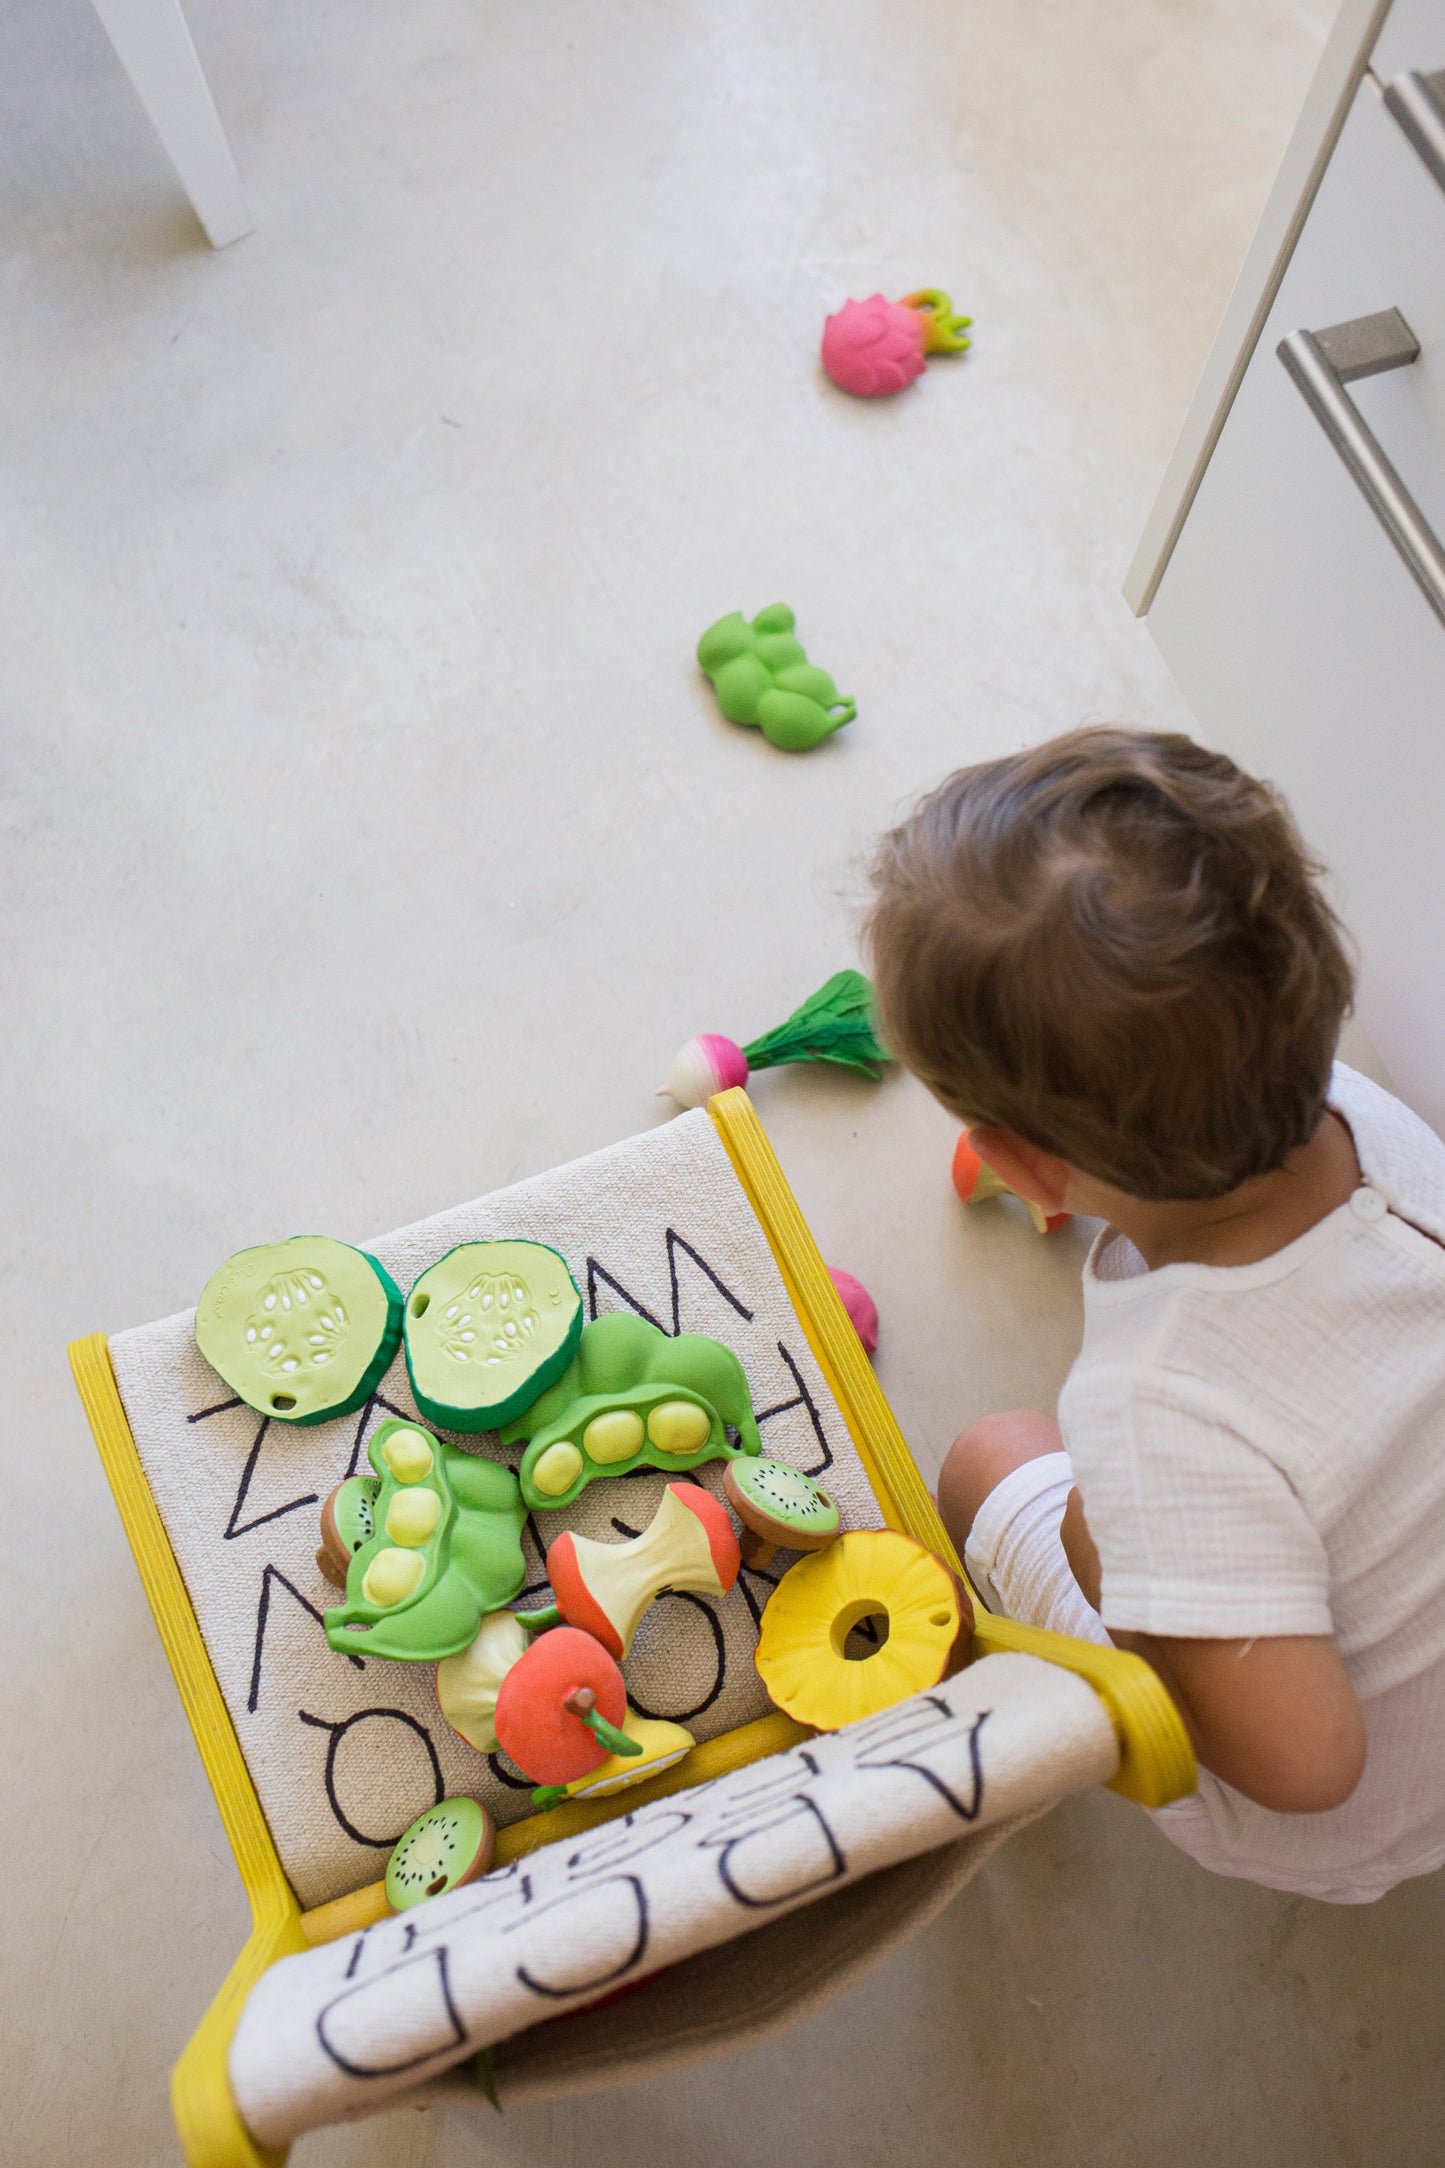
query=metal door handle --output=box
[1277,308,1445,629]
[1382,68,1445,196]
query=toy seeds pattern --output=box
[107,1113,884,1907]
[230,1653,1119,2146]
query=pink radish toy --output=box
[821,289,972,398]
[828,1267,879,1357]
[658,970,888,1111]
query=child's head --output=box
[866,727,1354,1201]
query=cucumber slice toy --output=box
[404,1240,584,1432]
[723,1458,839,1570]
[196,1236,403,1425]
[316,1475,381,1588]
[325,1418,527,1661]
[385,1797,495,1911]
[497,1310,763,1511]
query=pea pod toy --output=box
[498,1310,762,1510]
[697,603,855,751]
[324,1418,527,1660]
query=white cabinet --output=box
[1134,1,1445,1136]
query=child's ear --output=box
[967,1126,1073,1215]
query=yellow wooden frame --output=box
[68,1090,1194,2166]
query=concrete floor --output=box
[8,0,1441,2162]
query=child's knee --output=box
[936,1409,1065,1548]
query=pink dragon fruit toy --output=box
[820,288,972,398]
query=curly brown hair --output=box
[865,728,1355,1199]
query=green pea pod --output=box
[756,688,856,751]
[696,603,857,753]
[754,632,809,672]
[696,611,755,672]
[772,661,841,707]
[711,652,770,725]
[499,1311,764,1511]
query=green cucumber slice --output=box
[403,1240,583,1432]
[196,1236,403,1425]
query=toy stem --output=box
[530,1784,570,1810]
[740,969,889,1078]
[516,1604,561,1631]
[901,288,973,353]
[739,1526,780,1572]
[473,2046,502,2110]
[563,1688,644,1756]
[587,1712,644,1757]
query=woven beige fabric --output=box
[230,1654,1120,2146]
[107,1112,884,1907]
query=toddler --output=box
[867,727,1445,1903]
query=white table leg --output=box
[90,0,253,247]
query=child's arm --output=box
[1061,1488,1366,1812]
[1118,1631,1366,1813]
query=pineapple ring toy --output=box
[820,289,972,398]
[952,1131,1071,1235]
[755,1530,973,1730]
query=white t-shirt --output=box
[1059,1063,1445,1902]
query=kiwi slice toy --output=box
[196,1235,403,1426]
[403,1240,584,1432]
[498,1311,763,1511]
[385,1797,495,1911]
[724,1457,839,1570]
[316,1475,381,1588]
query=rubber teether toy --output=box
[754,1529,973,1729]
[195,1235,403,1425]
[316,1474,381,1587]
[436,1609,533,1755]
[544,1481,739,1660]
[827,1266,879,1356]
[324,1417,527,1660]
[659,968,889,1111]
[384,1797,495,1911]
[697,603,856,751]
[498,1310,763,1510]
[952,1131,1071,1234]
[723,1457,839,1571]
[404,1239,584,1431]
[492,1626,643,1787]
[540,1709,696,1804]
[529,1709,698,1810]
[820,288,972,397]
